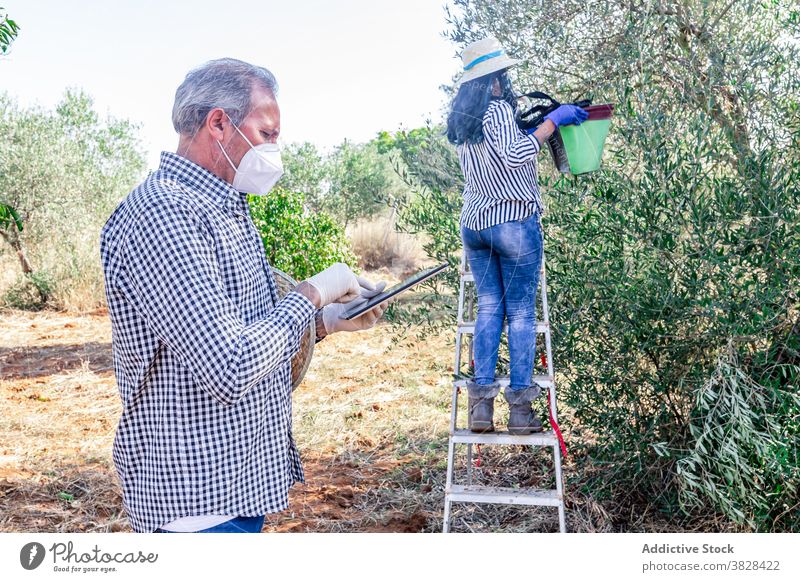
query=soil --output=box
[0,309,436,533]
[263,455,429,533]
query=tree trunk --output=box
[0,228,34,274]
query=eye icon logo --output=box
[20,542,46,570]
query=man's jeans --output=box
[155,515,266,533]
[461,214,543,391]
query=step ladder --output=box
[443,251,567,533]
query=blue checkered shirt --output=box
[100,152,317,533]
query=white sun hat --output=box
[458,36,521,86]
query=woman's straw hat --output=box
[458,36,521,85]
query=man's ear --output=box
[206,108,227,141]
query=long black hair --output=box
[446,69,517,145]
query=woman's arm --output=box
[531,105,589,145]
[483,101,542,169]
[531,119,557,147]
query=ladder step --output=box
[447,254,566,532]
[446,485,562,507]
[450,429,559,446]
[453,377,554,389]
[457,321,548,334]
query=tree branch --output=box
[707,0,740,32]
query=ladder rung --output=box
[453,377,554,389]
[446,485,562,507]
[457,321,548,334]
[450,429,558,446]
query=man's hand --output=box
[322,300,389,334]
[299,263,379,308]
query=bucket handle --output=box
[516,90,592,131]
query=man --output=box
[100,58,387,533]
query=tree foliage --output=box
[0,5,21,282]
[279,137,409,227]
[248,188,358,281]
[377,127,463,242]
[277,141,328,211]
[398,0,799,530]
[324,140,399,226]
[376,126,465,333]
[0,90,147,308]
[0,7,19,54]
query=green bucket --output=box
[548,104,614,175]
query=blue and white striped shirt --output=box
[458,100,544,231]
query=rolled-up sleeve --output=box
[117,198,316,406]
[483,100,541,169]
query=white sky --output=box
[0,0,462,169]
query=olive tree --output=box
[277,141,328,211]
[398,0,799,530]
[0,91,146,309]
[324,140,400,227]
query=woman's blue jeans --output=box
[461,214,543,392]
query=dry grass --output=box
[1,300,694,534]
[348,214,428,278]
[0,255,17,292]
[0,251,106,314]
[0,308,124,532]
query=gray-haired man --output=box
[100,58,386,533]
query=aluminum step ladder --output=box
[442,251,567,533]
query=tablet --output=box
[340,262,450,320]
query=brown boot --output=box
[466,380,500,433]
[504,386,543,434]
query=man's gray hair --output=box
[172,58,278,136]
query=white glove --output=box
[335,280,387,315]
[322,299,389,334]
[359,280,387,299]
[304,263,377,306]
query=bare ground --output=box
[0,307,625,533]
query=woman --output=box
[447,37,587,434]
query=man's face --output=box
[223,84,281,168]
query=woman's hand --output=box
[544,104,589,127]
[527,104,590,147]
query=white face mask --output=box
[217,115,283,195]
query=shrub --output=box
[248,189,358,281]
[2,271,54,310]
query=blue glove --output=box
[544,104,589,127]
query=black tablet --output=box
[340,262,450,320]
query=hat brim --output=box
[457,56,521,87]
